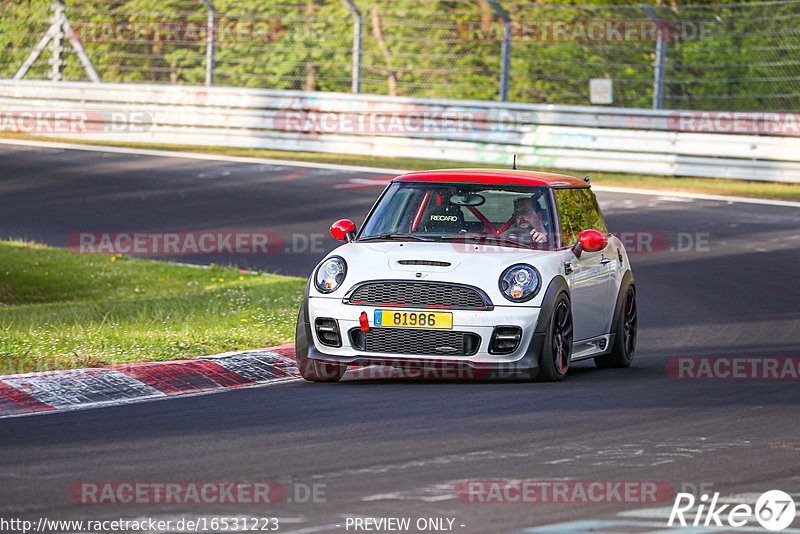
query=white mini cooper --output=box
[295,169,636,382]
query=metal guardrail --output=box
[1,80,799,183]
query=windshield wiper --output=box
[358,233,436,242]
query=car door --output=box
[554,187,615,341]
[577,187,621,333]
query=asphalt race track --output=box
[1,142,800,533]
[0,143,397,276]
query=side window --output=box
[553,188,589,247]
[577,188,609,234]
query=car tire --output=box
[537,292,573,382]
[594,284,637,368]
[295,293,347,382]
[298,358,347,382]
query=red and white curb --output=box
[0,343,298,418]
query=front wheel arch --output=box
[524,276,572,381]
[537,292,573,381]
[595,272,637,368]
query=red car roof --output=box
[392,168,589,187]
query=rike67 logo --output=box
[668,490,796,531]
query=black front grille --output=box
[347,281,490,309]
[350,328,480,356]
[397,260,451,267]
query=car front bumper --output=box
[305,297,545,376]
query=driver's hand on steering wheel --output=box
[530,229,548,243]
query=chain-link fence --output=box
[2,0,800,111]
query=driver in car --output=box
[503,196,549,244]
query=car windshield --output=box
[358,182,557,250]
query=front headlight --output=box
[499,264,540,302]
[315,256,347,294]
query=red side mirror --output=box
[331,219,357,242]
[577,229,608,253]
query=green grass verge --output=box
[0,240,306,375]
[3,133,800,202]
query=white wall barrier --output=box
[1,79,799,182]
